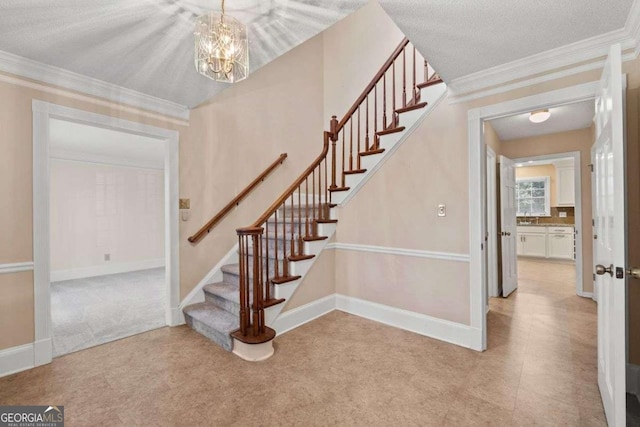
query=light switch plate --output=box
[438,204,446,217]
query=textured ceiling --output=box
[489,100,595,141]
[0,0,634,108]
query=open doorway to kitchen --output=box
[484,100,593,302]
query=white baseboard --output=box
[271,293,476,350]
[628,363,640,397]
[335,294,476,349]
[272,295,336,335]
[0,343,34,378]
[179,244,239,315]
[50,258,165,282]
[578,291,594,299]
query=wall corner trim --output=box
[1,50,189,120]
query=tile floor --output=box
[51,268,165,356]
[0,259,605,425]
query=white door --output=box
[593,43,626,427]
[500,155,518,297]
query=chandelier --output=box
[194,0,249,83]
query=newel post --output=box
[236,226,265,337]
[329,115,338,189]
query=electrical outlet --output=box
[438,204,446,217]
[104,254,110,261]
[559,212,567,218]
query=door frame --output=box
[510,151,584,297]
[486,147,499,299]
[32,100,181,366]
[468,81,599,350]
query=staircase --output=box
[183,37,446,360]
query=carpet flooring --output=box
[1,260,606,425]
[51,268,165,357]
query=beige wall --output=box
[283,248,335,311]
[0,272,34,350]
[515,164,559,207]
[323,0,404,123]
[501,129,593,293]
[180,33,325,301]
[50,160,164,273]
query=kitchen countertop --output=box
[517,223,575,227]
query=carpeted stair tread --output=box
[204,281,243,303]
[182,302,238,351]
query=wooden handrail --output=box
[335,37,410,133]
[188,153,288,244]
[238,133,331,231]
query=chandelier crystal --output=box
[194,0,249,83]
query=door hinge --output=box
[592,219,595,226]
[593,273,596,281]
[588,164,594,172]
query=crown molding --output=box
[447,0,640,103]
[0,50,189,121]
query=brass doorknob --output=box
[627,267,640,280]
[595,264,614,277]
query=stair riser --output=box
[205,291,240,315]
[248,255,286,277]
[222,263,289,287]
[394,108,423,129]
[184,312,235,351]
[255,237,300,254]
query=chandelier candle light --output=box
[194,0,249,83]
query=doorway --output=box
[49,119,167,356]
[488,149,585,300]
[32,101,180,366]
[467,81,601,351]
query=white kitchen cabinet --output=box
[516,225,574,259]
[520,233,547,257]
[547,226,575,259]
[556,166,575,206]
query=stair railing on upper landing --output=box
[232,37,443,345]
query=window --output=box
[516,176,550,216]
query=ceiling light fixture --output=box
[529,109,551,123]
[194,0,249,83]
